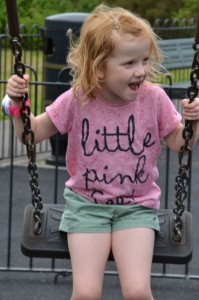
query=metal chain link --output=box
[173,37,199,242]
[10,36,43,235]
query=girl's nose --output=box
[134,63,146,78]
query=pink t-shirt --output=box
[46,82,181,209]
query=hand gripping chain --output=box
[173,20,199,242]
[12,37,43,235]
[5,0,43,235]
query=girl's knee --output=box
[122,284,153,300]
[71,286,102,300]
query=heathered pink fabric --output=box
[46,82,181,209]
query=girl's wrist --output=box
[1,94,30,118]
[10,98,20,107]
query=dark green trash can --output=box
[42,13,89,165]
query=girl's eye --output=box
[125,60,134,66]
[143,58,149,64]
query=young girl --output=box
[2,4,199,300]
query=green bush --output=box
[1,0,103,33]
[1,0,198,33]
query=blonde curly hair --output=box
[67,4,163,104]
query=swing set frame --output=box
[5,0,199,265]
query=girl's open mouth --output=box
[128,82,140,91]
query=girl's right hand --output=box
[7,74,29,104]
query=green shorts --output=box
[59,188,160,233]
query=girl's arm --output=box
[6,74,57,144]
[164,98,199,152]
[12,111,58,144]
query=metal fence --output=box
[153,17,196,39]
[1,23,199,281]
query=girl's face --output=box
[99,33,151,105]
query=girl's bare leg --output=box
[112,228,155,300]
[68,232,111,300]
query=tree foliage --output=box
[1,0,199,33]
[173,0,199,19]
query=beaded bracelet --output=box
[1,94,30,118]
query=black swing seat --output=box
[21,204,193,264]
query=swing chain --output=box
[10,35,43,235]
[173,38,199,242]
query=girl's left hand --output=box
[182,97,199,121]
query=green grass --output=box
[158,68,192,85]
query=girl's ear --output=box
[97,64,105,80]
[97,69,104,80]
